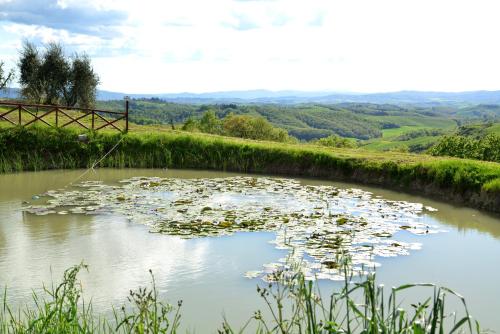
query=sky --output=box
[0,0,499,94]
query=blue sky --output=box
[1,0,499,93]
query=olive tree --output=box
[39,42,70,105]
[18,41,99,108]
[68,54,99,108]
[18,41,43,103]
[0,61,14,91]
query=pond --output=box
[0,168,499,332]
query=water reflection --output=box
[300,178,500,238]
[0,168,499,331]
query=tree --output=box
[312,135,358,148]
[199,110,222,134]
[222,114,254,138]
[222,114,292,142]
[181,117,199,132]
[18,41,43,102]
[18,41,99,107]
[39,42,70,105]
[67,54,99,108]
[0,61,14,91]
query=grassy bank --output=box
[1,126,500,212]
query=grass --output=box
[486,123,500,135]
[360,136,440,152]
[0,125,499,212]
[365,115,456,130]
[360,124,456,152]
[482,177,500,192]
[381,126,430,139]
[1,264,182,334]
[0,259,480,333]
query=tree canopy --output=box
[430,134,500,163]
[182,110,295,143]
[18,41,99,108]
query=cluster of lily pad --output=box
[24,176,441,281]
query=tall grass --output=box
[1,264,181,334]
[0,260,480,333]
[0,126,499,211]
[222,260,480,334]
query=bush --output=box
[311,135,358,148]
[181,111,294,143]
[430,134,500,163]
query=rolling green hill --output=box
[98,100,493,142]
[3,98,498,152]
[94,99,500,153]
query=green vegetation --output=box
[430,134,500,163]
[359,113,458,153]
[18,41,99,108]
[455,122,500,138]
[453,104,500,121]
[1,264,182,333]
[311,134,358,148]
[98,100,386,140]
[181,110,294,143]
[361,135,441,153]
[0,61,13,90]
[0,125,499,212]
[394,129,445,141]
[86,98,497,157]
[1,260,480,333]
[95,99,500,153]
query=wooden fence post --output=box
[125,99,129,133]
[18,105,21,125]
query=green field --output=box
[488,123,500,134]
[361,135,440,152]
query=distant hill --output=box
[4,88,500,105]
[96,89,500,105]
[0,88,20,99]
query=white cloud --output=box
[1,0,500,92]
[4,23,103,48]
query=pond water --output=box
[0,168,499,332]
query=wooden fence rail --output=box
[0,100,129,133]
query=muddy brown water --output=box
[0,169,499,332]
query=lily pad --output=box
[22,176,442,281]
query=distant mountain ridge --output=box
[96,89,500,105]
[3,88,500,105]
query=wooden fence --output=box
[0,100,129,133]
